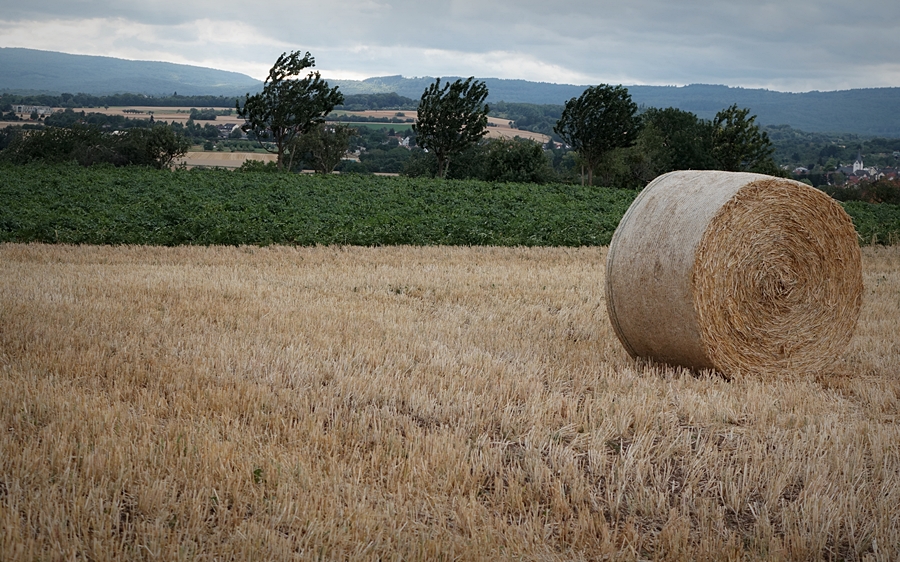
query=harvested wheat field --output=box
[1,243,899,561]
[175,151,279,170]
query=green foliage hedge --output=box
[1,163,897,247]
[0,164,634,246]
[842,201,900,245]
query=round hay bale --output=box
[605,170,862,376]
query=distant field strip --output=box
[1,244,898,560]
[177,151,277,169]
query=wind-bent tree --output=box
[236,51,343,170]
[413,77,489,178]
[554,84,639,186]
[710,104,776,173]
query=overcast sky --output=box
[2,0,899,92]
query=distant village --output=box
[792,151,900,185]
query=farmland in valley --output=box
[175,151,278,169]
[1,243,898,560]
[60,106,234,125]
[330,109,551,143]
[3,106,550,169]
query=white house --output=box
[12,105,52,116]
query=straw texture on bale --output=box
[605,170,863,376]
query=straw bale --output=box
[605,170,862,376]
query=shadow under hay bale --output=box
[605,170,863,376]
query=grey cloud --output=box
[2,0,898,90]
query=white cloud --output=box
[314,46,595,84]
[0,17,287,79]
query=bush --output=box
[842,201,900,244]
[237,159,280,173]
[335,160,370,174]
[822,179,900,205]
[402,149,438,178]
[480,137,555,184]
[408,138,555,183]
[359,147,411,174]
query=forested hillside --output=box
[4,49,900,136]
[333,77,900,136]
[0,48,261,97]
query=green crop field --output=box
[1,163,898,247]
[0,163,634,247]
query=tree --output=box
[710,104,776,173]
[236,51,343,170]
[0,126,18,152]
[294,123,358,174]
[115,125,191,169]
[606,107,717,187]
[133,125,191,169]
[640,107,714,173]
[412,77,489,178]
[554,85,639,186]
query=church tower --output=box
[853,151,864,173]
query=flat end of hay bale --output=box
[693,177,862,376]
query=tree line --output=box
[0,107,233,168]
[408,79,778,186]
[0,92,240,110]
[0,124,189,169]
[230,51,782,187]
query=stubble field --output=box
[1,243,898,560]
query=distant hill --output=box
[0,48,262,97]
[329,75,586,105]
[332,76,900,137]
[627,84,900,137]
[3,49,900,136]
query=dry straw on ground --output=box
[1,243,898,561]
[606,171,863,377]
